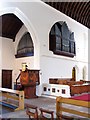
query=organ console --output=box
[16,68,40,99]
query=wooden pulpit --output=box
[17,69,40,99]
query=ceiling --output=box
[0,1,89,41]
[0,14,23,41]
[44,1,90,29]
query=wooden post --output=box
[56,97,62,120]
[15,90,24,111]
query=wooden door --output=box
[2,70,12,89]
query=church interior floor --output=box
[0,96,89,119]
[0,96,56,119]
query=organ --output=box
[16,69,40,99]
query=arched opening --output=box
[82,66,87,80]
[72,67,76,81]
[74,65,79,81]
[0,7,40,68]
[0,8,40,90]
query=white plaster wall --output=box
[2,38,15,69]
[0,1,88,95]
[37,2,88,86]
[88,64,90,80]
[0,37,2,87]
[2,37,15,88]
[14,57,34,82]
[88,29,90,80]
[40,56,88,82]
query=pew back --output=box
[56,96,90,119]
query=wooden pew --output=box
[70,84,90,95]
[0,87,24,111]
[56,96,90,119]
[49,78,73,84]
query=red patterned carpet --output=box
[71,93,90,101]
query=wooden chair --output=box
[39,108,54,120]
[26,104,54,120]
[26,104,38,120]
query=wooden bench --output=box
[0,87,24,111]
[56,96,90,119]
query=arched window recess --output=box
[15,32,34,58]
[49,21,76,57]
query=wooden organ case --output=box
[16,69,40,99]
